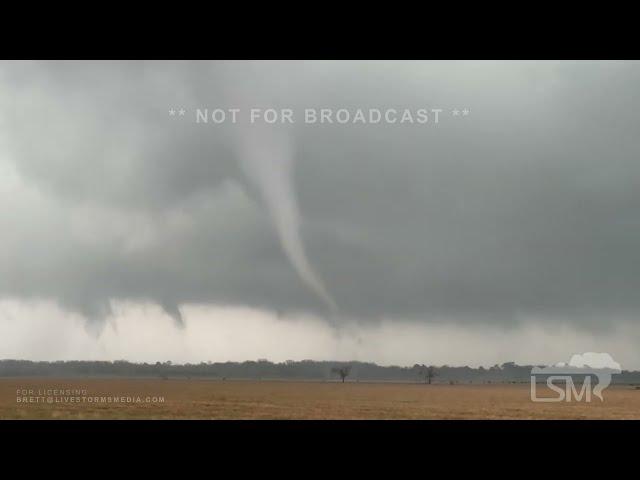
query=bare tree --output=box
[425,365,438,384]
[416,364,438,384]
[331,365,352,383]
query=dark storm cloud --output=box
[1,60,639,327]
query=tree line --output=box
[2,359,640,384]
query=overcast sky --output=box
[1,61,639,368]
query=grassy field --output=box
[2,377,639,419]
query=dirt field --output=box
[1,378,639,419]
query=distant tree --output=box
[427,366,438,384]
[331,365,352,383]
[154,361,164,379]
[416,364,438,384]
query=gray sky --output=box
[1,61,639,367]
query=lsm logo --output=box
[530,353,621,403]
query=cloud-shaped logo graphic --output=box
[564,352,621,370]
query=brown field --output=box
[1,378,639,419]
